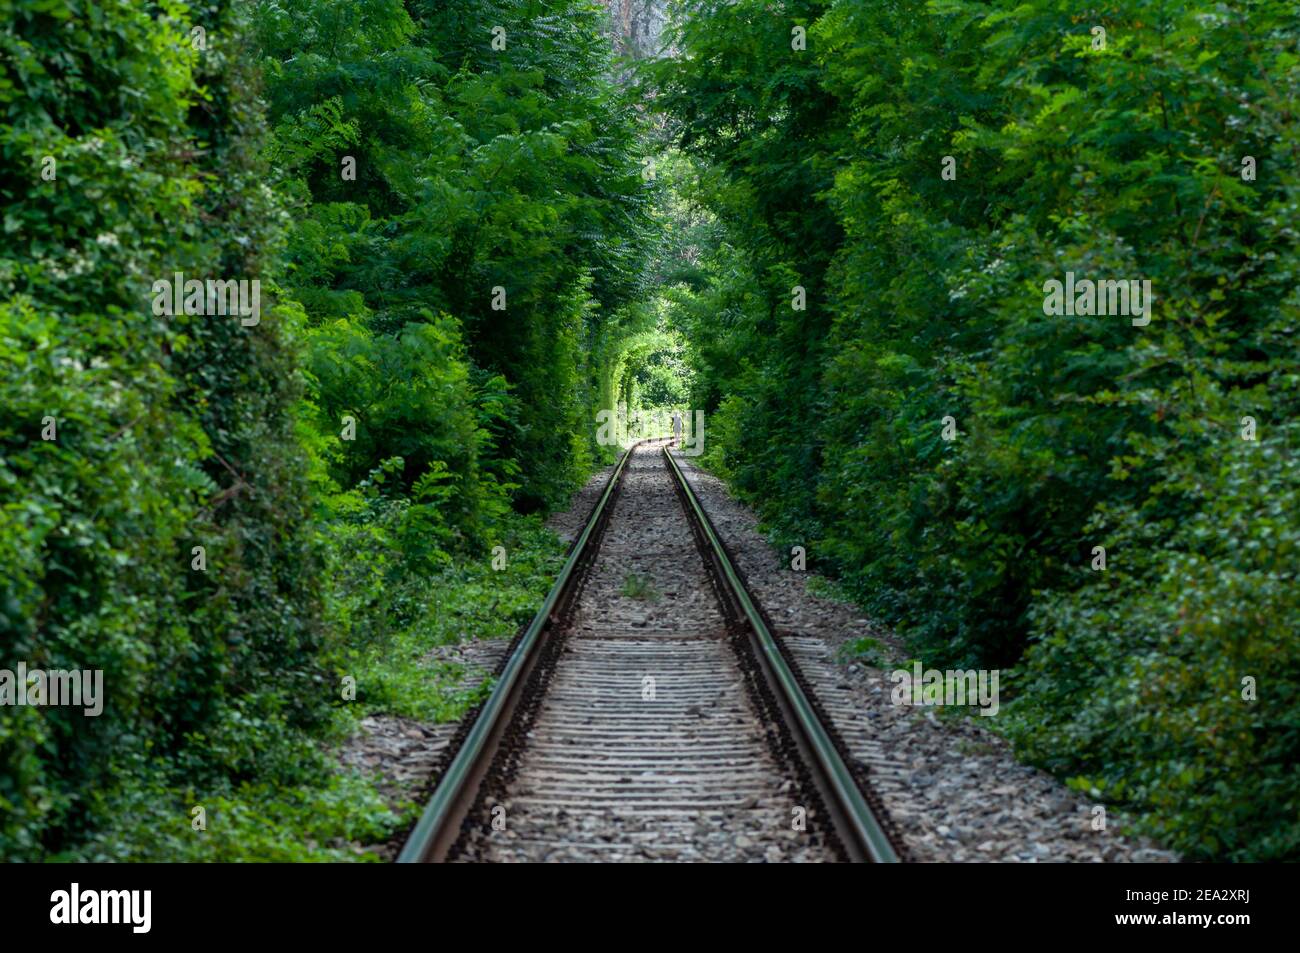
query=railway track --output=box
[398,440,904,863]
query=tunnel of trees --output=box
[1,0,1296,861]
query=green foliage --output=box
[257,0,656,511]
[68,745,399,863]
[325,504,566,722]
[1003,421,1300,861]
[302,312,504,536]
[1,0,328,860]
[653,0,1300,858]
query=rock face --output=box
[599,0,670,59]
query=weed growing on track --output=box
[621,572,660,602]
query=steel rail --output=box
[662,445,902,864]
[397,439,645,863]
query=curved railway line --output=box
[398,440,906,863]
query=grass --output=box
[621,571,660,602]
[837,635,888,667]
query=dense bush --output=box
[0,0,330,859]
[651,0,1299,858]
